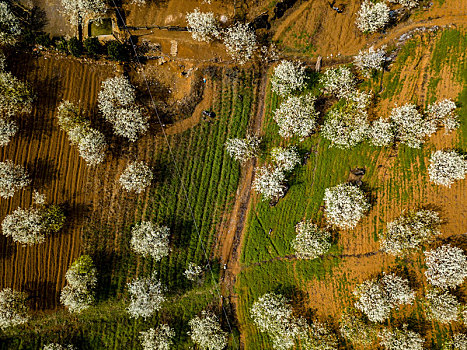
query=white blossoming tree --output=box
[379,209,441,256]
[273,94,319,139]
[339,309,378,347]
[0,71,34,117]
[225,135,261,163]
[98,76,149,141]
[252,166,286,201]
[186,9,219,42]
[119,161,153,193]
[0,117,18,146]
[354,46,386,77]
[292,221,331,260]
[388,0,419,8]
[0,160,30,198]
[299,321,338,350]
[271,146,300,172]
[354,274,415,322]
[60,255,97,313]
[0,2,22,45]
[425,288,461,324]
[0,288,29,330]
[356,1,391,33]
[428,150,467,187]
[130,221,170,261]
[271,60,306,96]
[320,67,356,99]
[43,344,76,350]
[250,292,303,350]
[425,244,467,289]
[140,324,175,350]
[60,0,107,25]
[379,326,424,350]
[223,22,256,64]
[427,99,458,133]
[184,262,203,282]
[443,333,467,350]
[368,118,395,147]
[188,311,228,350]
[323,183,370,229]
[390,104,437,148]
[127,272,165,319]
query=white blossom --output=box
[0,118,17,146]
[299,321,338,350]
[130,221,170,261]
[354,46,386,77]
[225,135,261,163]
[292,221,331,260]
[223,22,256,65]
[323,183,370,229]
[0,72,34,117]
[273,94,319,139]
[368,118,395,147]
[354,274,415,322]
[119,161,153,193]
[0,288,28,330]
[320,67,356,99]
[98,76,148,141]
[425,244,467,289]
[379,326,424,350]
[252,165,286,201]
[379,209,441,256]
[271,60,306,96]
[2,207,45,245]
[76,128,107,165]
[33,190,46,205]
[43,344,76,350]
[271,146,300,172]
[427,99,459,133]
[425,288,460,323]
[390,104,437,148]
[186,9,219,42]
[428,150,467,187]
[60,0,107,25]
[388,0,419,8]
[188,311,228,350]
[140,324,175,350]
[443,333,467,350]
[0,160,30,198]
[0,2,22,45]
[184,262,203,281]
[339,309,377,346]
[356,1,390,33]
[127,272,165,319]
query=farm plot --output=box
[236,28,467,349]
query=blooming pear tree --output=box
[271,60,306,96]
[339,309,378,347]
[225,135,261,163]
[98,76,149,141]
[60,0,107,25]
[127,272,165,319]
[271,146,300,172]
[368,118,395,147]
[379,209,441,256]
[0,118,18,146]
[292,221,331,260]
[443,333,467,350]
[388,0,419,8]
[354,46,386,77]
[390,104,437,148]
[188,311,228,350]
[252,166,286,201]
[43,344,76,350]
[379,326,424,350]
[356,1,391,33]
[140,324,175,350]
[223,22,256,64]
[186,9,219,42]
[60,255,97,313]
[428,150,467,187]
[0,2,22,45]
[184,262,203,281]
[299,321,338,350]
[323,183,370,229]
[0,288,29,329]
[425,288,461,323]
[424,244,467,289]
[354,274,415,322]
[0,71,34,117]
[119,161,153,193]
[427,99,459,133]
[130,221,170,261]
[0,160,30,198]
[273,94,319,139]
[320,67,356,99]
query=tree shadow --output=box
[169,217,194,250]
[90,249,123,301]
[0,235,16,260]
[22,280,57,310]
[27,158,58,188]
